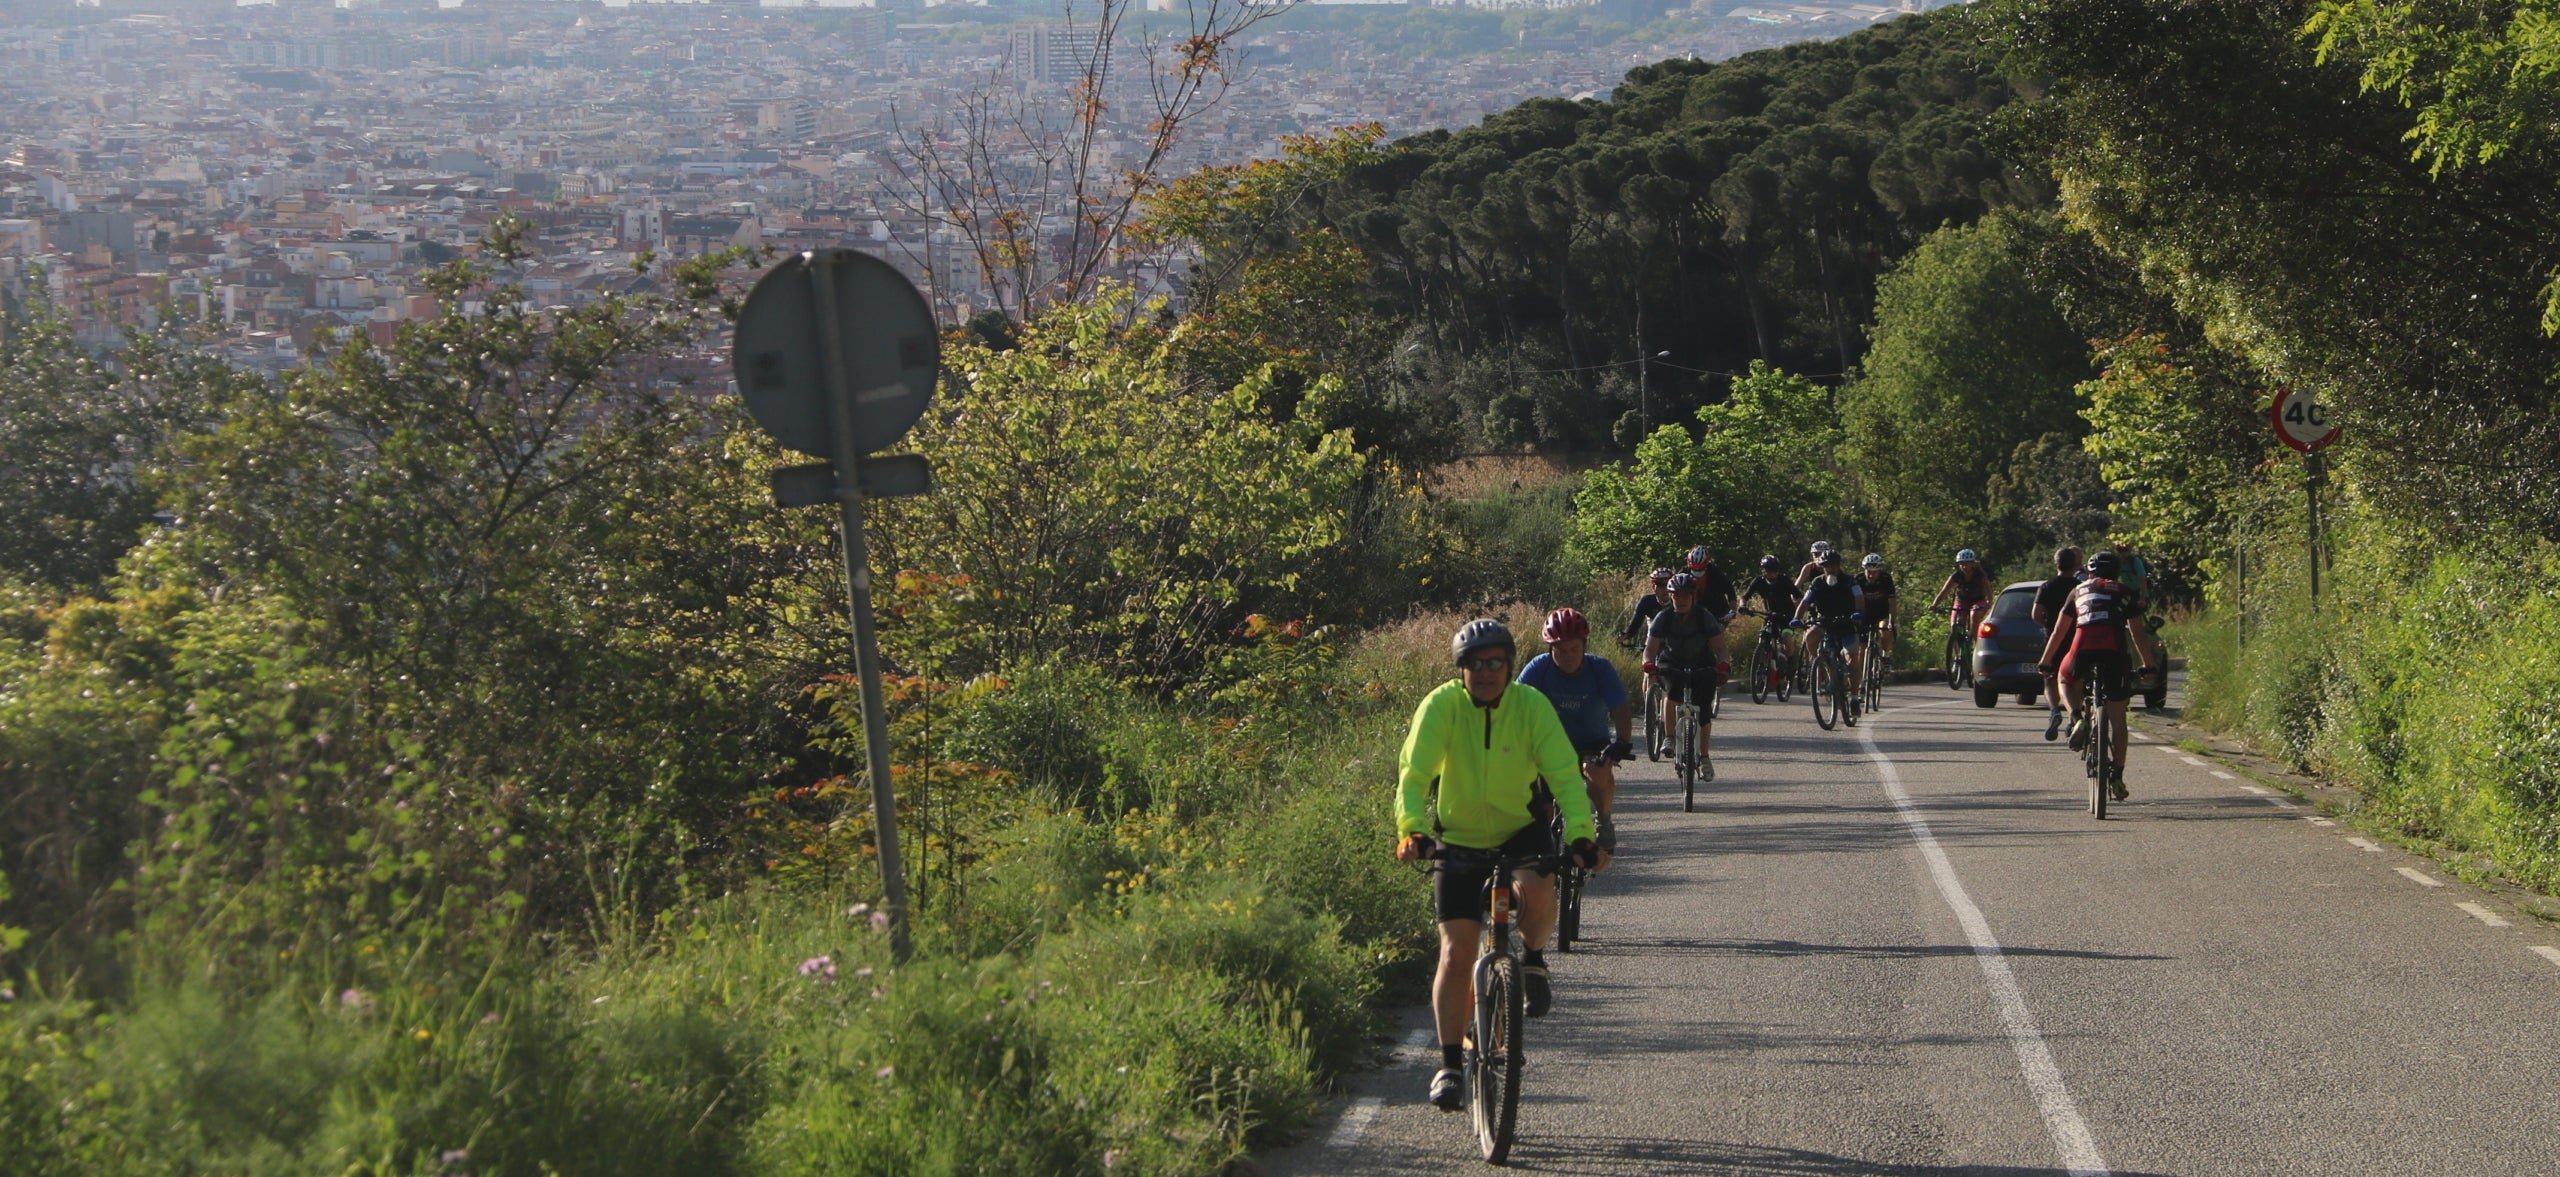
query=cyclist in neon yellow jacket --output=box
[1395,618,1597,1112]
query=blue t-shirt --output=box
[1517,652,1628,751]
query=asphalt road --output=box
[1262,676,2560,1176]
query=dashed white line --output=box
[2153,746,2182,756]
[2180,756,2209,767]
[2531,946,2560,969]
[2304,817,2337,828]
[2395,867,2446,887]
[2130,731,2155,742]
[1326,1097,1384,1148]
[2457,902,2512,928]
[2347,837,2385,852]
[1862,703,2110,1177]
[2210,770,2237,781]
[2237,783,2272,796]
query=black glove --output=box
[1568,838,1600,869]
[1604,738,1634,763]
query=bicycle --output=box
[1943,607,1976,691]
[1642,675,1665,761]
[2080,668,2119,819]
[1663,668,1715,811]
[1552,745,1627,955]
[1426,843,1560,1163]
[1807,623,1858,731]
[1741,608,1795,704]
[1861,622,1888,715]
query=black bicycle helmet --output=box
[1451,618,1516,666]
[1758,554,1782,572]
[2086,551,2121,579]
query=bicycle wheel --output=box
[1864,650,1885,713]
[1642,678,1663,761]
[1678,705,1698,812]
[1840,660,1858,727]
[1811,650,1837,731]
[1945,631,1964,689]
[1555,866,1583,953]
[1470,955,1524,1164]
[2094,697,2114,820]
[1749,641,1773,704]
[1706,673,1723,719]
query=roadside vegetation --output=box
[9,3,2560,1172]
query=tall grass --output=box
[2186,544,2560,894]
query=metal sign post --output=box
[2268,387,2341,616]
[733,250,941,961]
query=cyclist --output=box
[1517,608,1632,866]
[1617,567,1675,649]
[1928,549,1995,639]
[1855,553,1898,664]
[2037,552,2156,801]
[2030,546,2085,741]
[1795,540,1835,589]
[1641,572,1729,775]
[1683,545,1740,618]
[1740,554,1802,665]
[1396,619,1598,1111]
[1793,550,1868,705]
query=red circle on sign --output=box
[2268,387,2341,454]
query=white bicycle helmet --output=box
[1955,548,1979,564]
[1861,553,1884,569]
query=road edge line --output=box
[1859,701,2112,1177]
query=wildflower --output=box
[339,988,373,1011]
[875,1065,895,1079]
[481,1012,501,1024]
[413,1028,432,1042]
[798,955,837,980]
[440,1149,469,1165]
[0,986,14,1003]
[869,910,892,933]
[1103,1148,1124,1170]
[847,903,871,918]
[853,967,873,979]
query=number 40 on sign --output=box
[2269,387,2341,454]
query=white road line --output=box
[2531,946,2560,969]
[2305,817,2337,828]
[1326,1097,1384,1148]
[2457,902,2512,928]
[2347,837,2384,852]
[2180,756,2209,767]
[1861,704,2110,1177]
[2130,731,2154,742]
[2395,867,2446,888]
[2237,783,2272,795]
[2261,798,2301,811]
[2210,771,2237,781]
[2153,745,2182,756]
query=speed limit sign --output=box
[2269,387,2340,453]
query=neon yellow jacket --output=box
[1396,680,1595,850]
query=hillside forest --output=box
[5,2,2560,1172]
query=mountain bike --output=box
[1642,674,1665,760]
[1666,667,1714,811]
[1553,745,1626,955]
[1742,609,1795,704]
[1428,843,1560,1163]
[1808,624,1856,731]
[1860,623,1888,715]
[1943,607,1976,691]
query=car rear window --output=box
[1990,588,2037,619]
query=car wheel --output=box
[2018,690,2039,706]
[1972,684,1999,709]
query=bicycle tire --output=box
[2095,694,2114,820]
[1944,632,1965,690]
[1555,866,1583,953]
[1470,955,1524,1164]
[1841,662,1858,727]
[1643,678,1663,762]
[1811,649,1837,731]
[1864,650,1885,713]
[1706,674,1723,719]
[1678,704,1697,812]
[1750,642,1772,704]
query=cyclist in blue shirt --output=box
[1517,608,1632,864]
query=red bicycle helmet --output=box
[1541,608,1590,643]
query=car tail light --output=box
[1977,622,1997,639]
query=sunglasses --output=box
[1460,655,1511,673]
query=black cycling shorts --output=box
[2064,649,2130,697]
[1655,664,1718,705]
[1433,822,1556,924]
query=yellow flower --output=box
[413,1028,432,1042]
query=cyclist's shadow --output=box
[1496,1135,2176,1176]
